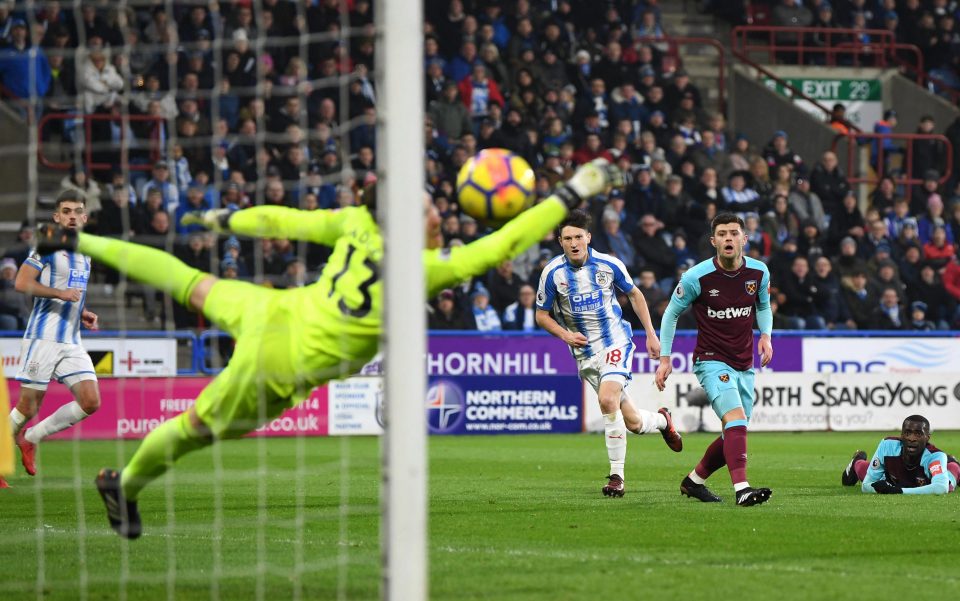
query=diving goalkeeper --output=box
[34,159,621,539]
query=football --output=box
[456,148,536,225]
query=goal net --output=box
[0,1,424,599]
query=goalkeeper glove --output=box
[871,480,903,494]
[555,158,625,210]
[180,208,235,232]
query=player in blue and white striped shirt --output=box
[0,191,101,490]
[536,210,682,498]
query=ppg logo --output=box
[817,361,886,372]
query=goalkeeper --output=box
[34,159,621,539]
[841,414,959,495]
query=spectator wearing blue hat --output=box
[467,285,502,332]
[762,129,805,179]
[909,301,936,331]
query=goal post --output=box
[376,1,427,600]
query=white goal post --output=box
[376,1,427,600]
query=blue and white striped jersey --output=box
[536,248,635,360]
[22,249,91,344]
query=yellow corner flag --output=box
[0,372,12,476]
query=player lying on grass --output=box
[33,158,623,539]
[536,209,682,498]
[841,414,960,495]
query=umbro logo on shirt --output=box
[709,289,719,297]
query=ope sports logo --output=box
[425,380,465,434]
[706,306,752,319]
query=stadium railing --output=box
[831,131,953,198]
[36,112,164,172]
[730,25,960,104]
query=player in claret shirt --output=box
[841,415,960,495]
[656,212,774,506]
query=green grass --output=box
[3,432,960,600]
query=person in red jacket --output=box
[457,63,504,129]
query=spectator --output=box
[721,170,762,213]
[871,287,907,330]
[917,194,953,244]
[634,216,674,283]
[772,0,813,61]
[842,270,878,329]
[922,225,956,269]
[628,165,665,221]
[762,130,804,178]
[58,167,102,216]
[429,289,468,330]
[911,169,942,216]
[635,267,668,328]
[762,193,800,251]
[0,257,28,330]
[690,129,731,181]
[871,109,901,176]
[809,151,850,217]
[908,301,936,331]
[811,255,856,330]
[0,18,51,120]
[592,209,637,272]
[467,286,501,331]
[778,256,828,330]
[828,191,866,252]
[828,103,850,135]
[502,285,539,331]
[141,161,180,213]
[744,212,772,259]
[485,260,522,315]
[175,186,213,235]
[797,219,827,261]
[788,176,827,231]
[833,236,869,284]
[870,175,898,213]
[911,115,944,181]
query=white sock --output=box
[636,409,667,434]
[603,411,626,478]
[25,401,90,444]
[734,481,750,492]
[9,408,27,436]
[687,470,706,485]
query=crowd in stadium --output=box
[0,0,960,333]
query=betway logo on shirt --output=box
[707,306,752,319]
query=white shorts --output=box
[15,338,98,391]
[577,342,635,394]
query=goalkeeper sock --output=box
[77,234,207,307]
[693,435,726,481]
[25,401,89,443]
[635,409,667,434]
[722,425,749,488]
[9,407,27,436]
[121,412,211,501]
[603,411,626,479]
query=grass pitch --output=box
[2,431,959,600]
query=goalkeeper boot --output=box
[841,450,867,486]
[658,407,683,452]
[16,430,37,476]
[34,223,78,254]
[0,476,9,489]
[602,474,625,498]
[680,475,722,502]
[95,468,142,539]
[735,486,773,507]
